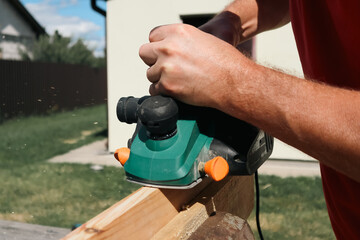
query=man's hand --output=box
[139,24,250,109]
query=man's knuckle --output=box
[139,44,146,57]
[175,24,190,34]
[158,42,177,56]
[149,25,162,41]
[149,32,156,42]
[161,62,180,76]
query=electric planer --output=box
[114,95,273,189]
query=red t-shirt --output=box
[290,0,360,239]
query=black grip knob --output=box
[138,95,178,139]
[117,96,140,124]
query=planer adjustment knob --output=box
[204,156,229,181]
[114,147,130,166]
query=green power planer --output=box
[114,95,273,189]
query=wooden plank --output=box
[62,176,253,240]
[152,176,254,240]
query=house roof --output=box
[8,0,46,38]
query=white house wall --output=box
[255,24,303,77]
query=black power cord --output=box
[255,171,264,240]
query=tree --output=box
[21,31,105,68]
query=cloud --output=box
[24,0,104,56]
[25,0,100,37]
[46,16,101,38]
[84,37,105,57]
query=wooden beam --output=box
[62,176,254,240]
[152,176,254,239]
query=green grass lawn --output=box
[0,105,108,167]
[0,106,335,239]
[0,105,139,227]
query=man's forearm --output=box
[221,61,360,182]
[204,0,360,181]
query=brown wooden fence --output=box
[0,60,107,120]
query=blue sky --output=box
[20,0,106,56]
